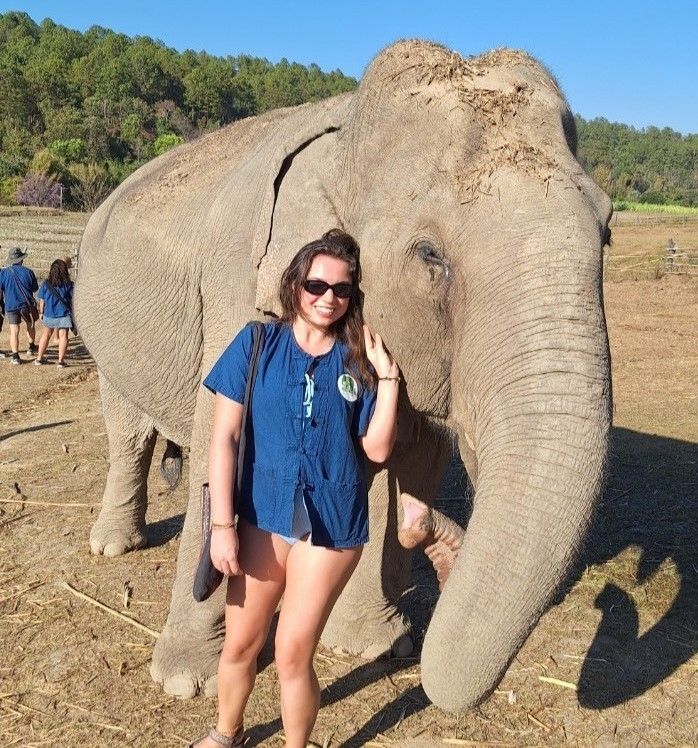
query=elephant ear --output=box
[252,97,351,317]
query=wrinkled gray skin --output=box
[74,41,612,711]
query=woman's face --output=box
[298,254,353,329]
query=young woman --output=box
[192,229,399,748]
[35,258,73,368]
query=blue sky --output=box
[2,1,696,134]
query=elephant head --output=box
[256,41,612,710]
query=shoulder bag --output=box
[193,321,266,602]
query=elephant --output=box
[73,39,612,712]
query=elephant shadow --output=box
[146,512,185,547]
[574,426,697,708]
[67,335,93,364]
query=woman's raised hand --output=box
[363,324,399,379]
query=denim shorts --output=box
[6,305,34,325]
[276,484,312,546]
[43,314,72,329]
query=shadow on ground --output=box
[64,335,92,364]
[576,426,697,708]
[0,419,73,443]
[147,512,185,547]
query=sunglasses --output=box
[302,279,354,299]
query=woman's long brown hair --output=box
[278,229,374,387]
[47,259,70,288]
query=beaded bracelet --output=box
[211,519,237,530]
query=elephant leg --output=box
[321,424,451,659]
[90,373,156,557]
[150,388,222,698]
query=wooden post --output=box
[665,238,677,273]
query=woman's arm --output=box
[360,325,399,463]
[208,393,244,576]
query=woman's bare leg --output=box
[36,327,53,361]
[193,522,290,747]
[57,328,68,363]
[275,542,363,748]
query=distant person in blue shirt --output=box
[0,247,38,364]
[194,229,399,748]
[35,258,74,368]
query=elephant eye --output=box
[416,241,451,281]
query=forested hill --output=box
[575,118,697,207]
[0,11,357,208]
[1,11,696,209]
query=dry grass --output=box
[0,209,89,279]
[0,217,696,746]
[603,212,698,280]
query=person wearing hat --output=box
[0,247,39,364]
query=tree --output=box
[15,172,62,207]
[125,36,182,104]
[24,19,84,109]
[48,137,87,163]
[184,58,255,125]
[69,162,112,210]
[0,12,367,206]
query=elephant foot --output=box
[89,509,147,557]
[322,601,414,659]
[398,493,465,590]
[150,619,221,698]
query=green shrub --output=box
[613,200,628,211]
[638,191,666,205]
[68,161,113,211]
[30,147,62,176]
[48,138,87,163]
[153,132,184,156]
[0,176,22,205]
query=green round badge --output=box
[337,373,358,402]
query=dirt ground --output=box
[0,221,696,746]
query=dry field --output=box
[0,208,88,278]
[0,215,696,747]
[605,212,698,281]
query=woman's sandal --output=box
[188,725,245,747]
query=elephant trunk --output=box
[422,401,609,710]
[421,181,612,711]
[399,493,465,590]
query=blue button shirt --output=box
[203,322,377,548]
[38,281,73,318]
[0,265,38,312]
